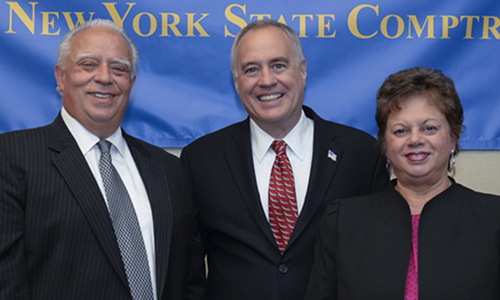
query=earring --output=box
[448,149,456,176]
[386,155,393,177]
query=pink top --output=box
[405,214,421,300]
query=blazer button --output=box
[279,264,288,274]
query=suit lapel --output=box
[224,120,278,247]
[48,115,128,285]
[227,112,344,251]
[124,133,172,298]
[288,107,342,247]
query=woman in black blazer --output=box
[305,67,500,300]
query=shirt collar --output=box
[60,107,125,157]
[250,109,313,162]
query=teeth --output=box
[259,94,282,101]
[91,93,113,99]
[408,153,427,158]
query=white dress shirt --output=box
[251,110,314,220]
[61,108,157,299]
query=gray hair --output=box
[57,19,139,79]
[230,19,305,77]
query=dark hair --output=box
[376,67,464,154]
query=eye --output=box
[244,67,258,75]
[272,63,287,71]
[393,128,407,135]
[79,60,98,70]
[422,125,439,135]
[110,64,129,76]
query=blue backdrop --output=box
[1,0,499,148]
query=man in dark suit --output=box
[181,20,388,300]
[0,19,205,300]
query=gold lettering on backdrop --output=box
[407,15,436,38]
[160,13,182,36]
[461,16,480,39]
[63,12,95,30]
[316,14,336,38]
[225,4,247,37]
[186,13,210,37]
[277,15,287,24]
[102,2,135,27]
[381,14,404,39]
[41,11,59,35]
[348,4,379,39]
[133,12,157,37]
[482,16,500,39]
[347,6,495,40]
[5,1,37,34]
[2,2,499,39]
[292,14,313,37]
[441,15,459,39]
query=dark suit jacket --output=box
[0,115,206,300]
[181,106,388,300]
[305,179,500,300]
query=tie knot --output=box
[98,139,112,155]
[271,140,287,156]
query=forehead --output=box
[68,27,132,61]
[389,96,446,122]
[236,26,294,63]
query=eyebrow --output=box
[240,56,289,70]
[270,56,289,64]
[74,53,97,63]
[422,118,440,125]
[113,58,132,70]
[74,53,131,70]
[391,118,440,128]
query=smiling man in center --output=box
[181,19,389,300]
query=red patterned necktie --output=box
[268,140,298,253]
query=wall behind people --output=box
[454,151,500,195]
[1,0,500,150]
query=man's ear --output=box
[300,60,307,84]
[233,74,240,94]
[54,65,65,93]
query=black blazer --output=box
[181,106,388,300]
[0,115,206,300]
[305,179,500,300]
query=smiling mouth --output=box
[406,153,429,161]
[258,93,283,102]
[89,92,114,99]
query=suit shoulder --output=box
[305,106,377,145]
[0,125,49,140]
[0,126,50,153]
[324,120,377,145]
[182,119,247,152]
[125,134,183,166]
[453,183,500,207]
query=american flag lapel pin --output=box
[328,149,337,162]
